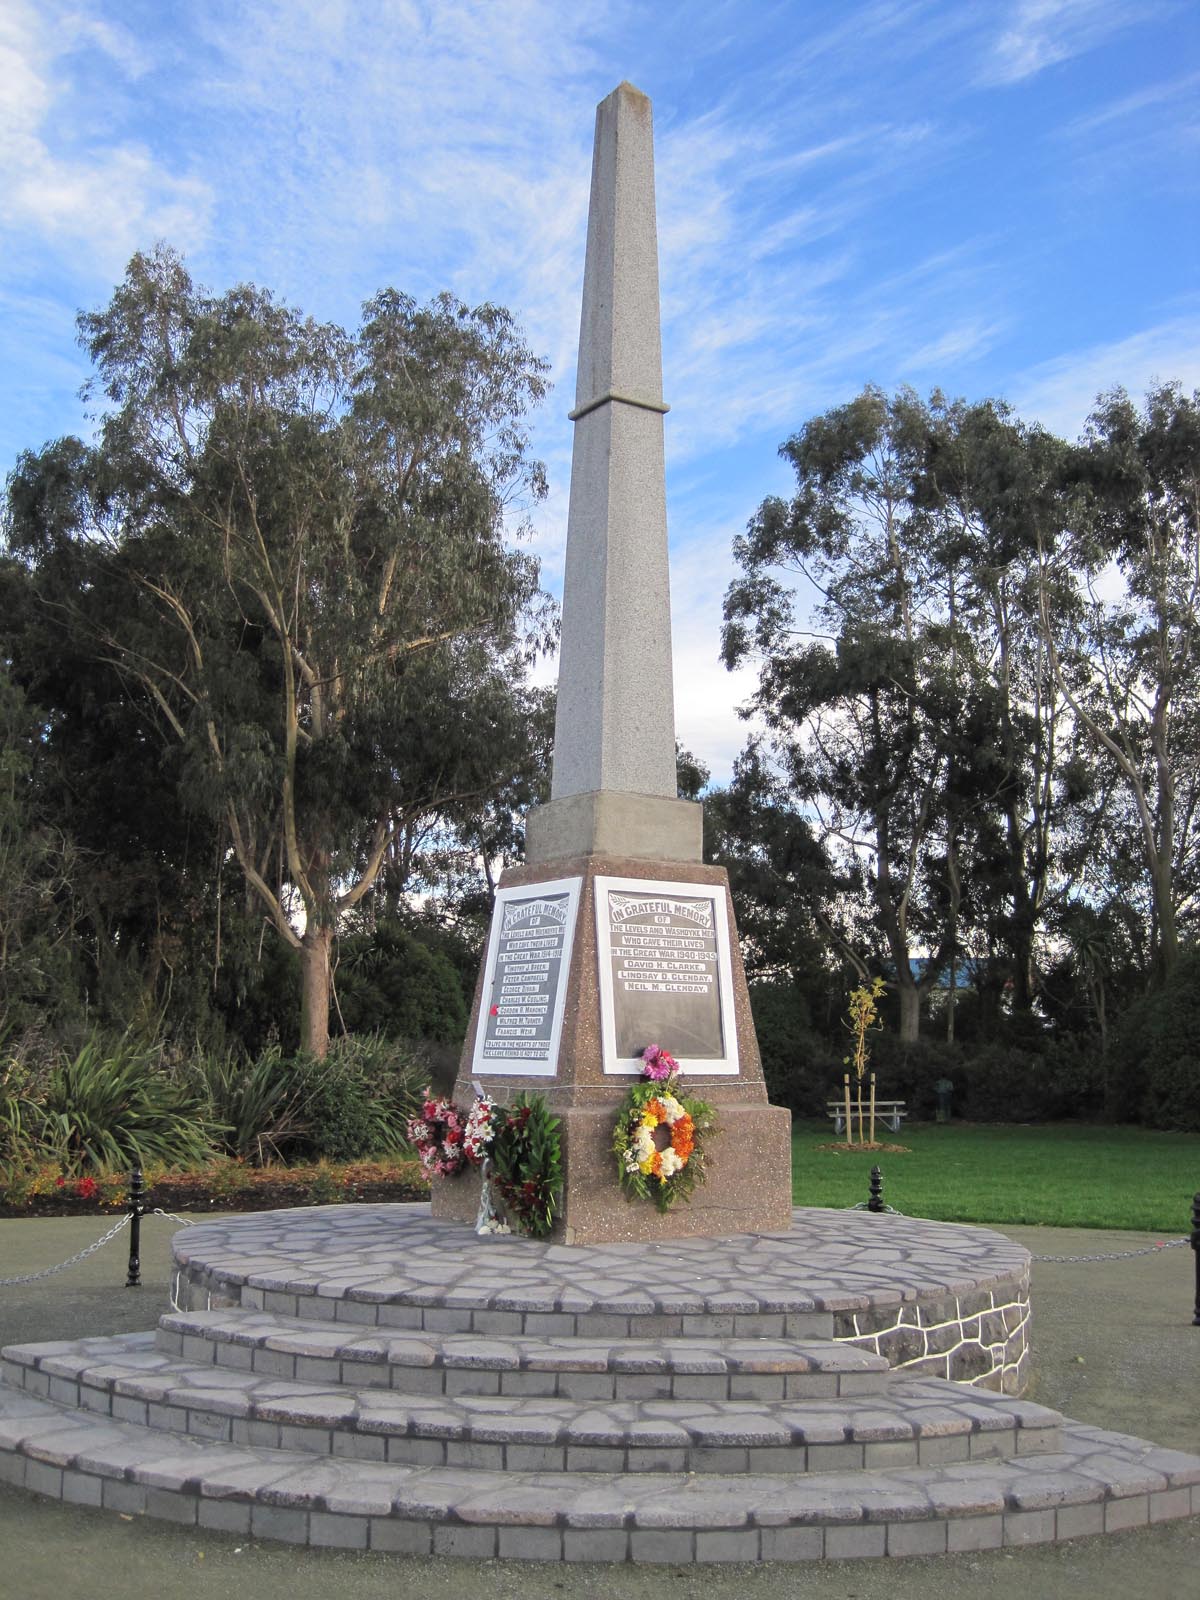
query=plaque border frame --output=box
[594,874,741,1077]
[470,876,582,1078]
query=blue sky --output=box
[2,1,1197,781]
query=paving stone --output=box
[629,1528,694,1562]
[198,1497,252,1533]
[825,1523,887,1558]
[887,1519,947,1555]
[1105,1494,1149,1531]
[1003,1508,1056,1545]
[308,1510,368,1547]
[1055,1500,1105,1540]
[432,1522,497,1558]
[563,1527,629,1561]
[695,1528,761,1562]
[946,1513,1004,1551]
[101,1477,146,1513]
[498,1526,563,1560]
[369,1516,433,1553]
[250,1502,309,1543]
[1150,1487,1193,1522]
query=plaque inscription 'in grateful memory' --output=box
[605,889,725,1062]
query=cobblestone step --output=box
[1,1385,1195,1562]
[153,1307,892,1400]
[1,1335,1061,1475]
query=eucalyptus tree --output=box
[6,246,551,1056]
[1038,384,1200,976]
[723,386,986,1041]
[914,396,1113,1017]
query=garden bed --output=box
[0,1157,430,1218]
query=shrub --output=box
[1109,951,1200,1130]
[750,982,837,1115]
[334,922,469,1044]
[36,1034,216,1173]
[192,1033,429,1165]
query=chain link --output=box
[1032,1237,1189,1263]
[0,1213,132,1286]
[0,1206,198,1289]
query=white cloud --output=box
[0,1,211,271]
[1012,314,1200,438]
[978,0,1147,87]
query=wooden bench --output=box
[826,1099,908,1135]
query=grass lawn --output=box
[791,1120,1199,1232]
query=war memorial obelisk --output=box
[434,82,793,1242]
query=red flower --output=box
[76,1176,99,1200]
[55,1176,65,1188]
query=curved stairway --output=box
[1,1207,1197,1562]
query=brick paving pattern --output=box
[1,1204,1196,1561]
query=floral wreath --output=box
[612,1045,717,1212]
[411,1088,561,1239]
[406,1096,468,1177]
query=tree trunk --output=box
[299,923,333,1059]
[897,981,921,1044]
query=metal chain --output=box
[0,1213,131,1286]
[0,1206,198,1289]
[1032,1238,1189,1263]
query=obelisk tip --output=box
[606,80,651,107]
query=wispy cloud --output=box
[978,0,1148,88]
[1060,69,1200,135]
[1013,313,1200,438]
[0,2,212,272]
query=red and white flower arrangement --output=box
[463,1092,500,1167]
[406,1096,468,1177]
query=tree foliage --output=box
[5,247,552,1055]
[725,381,1200,1077]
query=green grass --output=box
[791,1120,1199,1232]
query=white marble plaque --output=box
[595,875,740,1076]
[471,878,582,1077]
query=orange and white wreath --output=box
[612,1046,716,1212]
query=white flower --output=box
[658,1148,683,1178]
[658,1095,684,1124]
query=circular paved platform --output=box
[172,1206,1031,1391]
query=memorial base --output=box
[432,847,793,1244]
[433,1101,793,1244]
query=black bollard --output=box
[868,1165,885,1214]
[126,1166,145,1288]
[1192,1192,1199,1328]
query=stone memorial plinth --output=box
[433,83,792,1243]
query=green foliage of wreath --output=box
[612,1079,717,1213]
[490,1092,562,1238]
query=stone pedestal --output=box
[432,850,793,1244]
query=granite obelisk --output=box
[434,83,792,1242]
